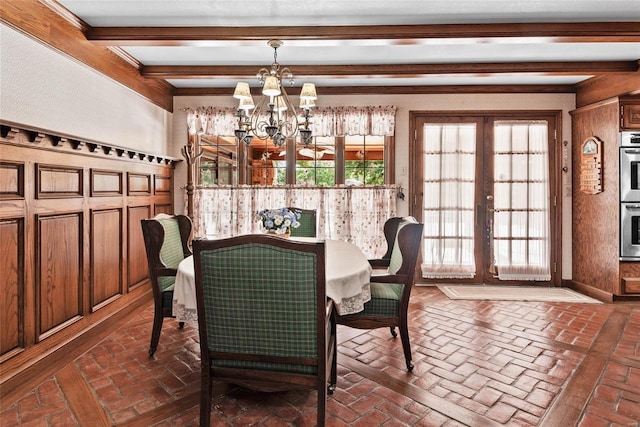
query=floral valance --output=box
[185,105,396,137]
[186,107,237,136]
[310,106,396,136]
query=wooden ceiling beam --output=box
[142,61,638,79]
[173,84,578,96]
[86,22,640,45]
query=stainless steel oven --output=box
[621,203,640,260]
[620,131,640,260]
[620,132,640,202]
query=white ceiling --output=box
[54,0,640,92]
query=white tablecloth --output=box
[172,239,372,323]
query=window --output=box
[189,105,396,187]
[197,135,238,186]
[295,136,336,186]
[344,135,385,186]
[247,135,390,186]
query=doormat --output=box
[437,285,602,303]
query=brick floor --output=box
[1,286,638,426]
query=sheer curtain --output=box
[421,124,477,278]
[185,105,397,138]
[493,121,550,281]
[192,186,397,258]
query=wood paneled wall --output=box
[571,100,619,295]
[568,99,640,300]
[570,101,620,297]
[0,122,178,397]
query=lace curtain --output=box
[192,186,397,258]
[184,105,396,137]
[493,121,550,281]
[422,124,477,279]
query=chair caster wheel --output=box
[149,348,156,357]
[406,361,414,371]
[328,385,336,395]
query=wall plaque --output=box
[579,136,602,194]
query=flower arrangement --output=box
[257,208,301,235]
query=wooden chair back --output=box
[193,234,336,426]
[288,207,317,237]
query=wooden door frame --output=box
[409,110,563,287]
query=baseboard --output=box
[0,285,153,409]
[563,279,613,303]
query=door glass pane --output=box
[492,121,550,281]
[421,123,477,279]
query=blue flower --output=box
[257,208,301,234]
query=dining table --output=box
[172,237,373,323]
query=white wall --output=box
[0,24,172,154]
[173,93,575,279]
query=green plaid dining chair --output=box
[336,218,423,371]
[141,214,192,356]
[193,235,336,427]
[288,207,317,238]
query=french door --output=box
[410,112,560,285]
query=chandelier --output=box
[232,39,317,147]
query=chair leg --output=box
[179,321,185,329]
[390,326,397,338]
[149,309,164,357]
[200,368,212,427]
[329,324,337,395]
[398,321,413,371]
[318,375,327,427]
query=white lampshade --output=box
[299,98,316,109]
[233,82,252,100]
[262,76,281,96]
[299,83,317,100]
[273,96,288,112]
[239,97,255,110]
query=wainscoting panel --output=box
[91,208,123,310]
[154,174,171,194]
[154,203,173,215]
[128,172,151,195]
[0,218,24,357]
[127,205,151,290]
[36,164,84,199]
[0,161,24,199]
[90,169,123,197]
[36,212,83,340]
